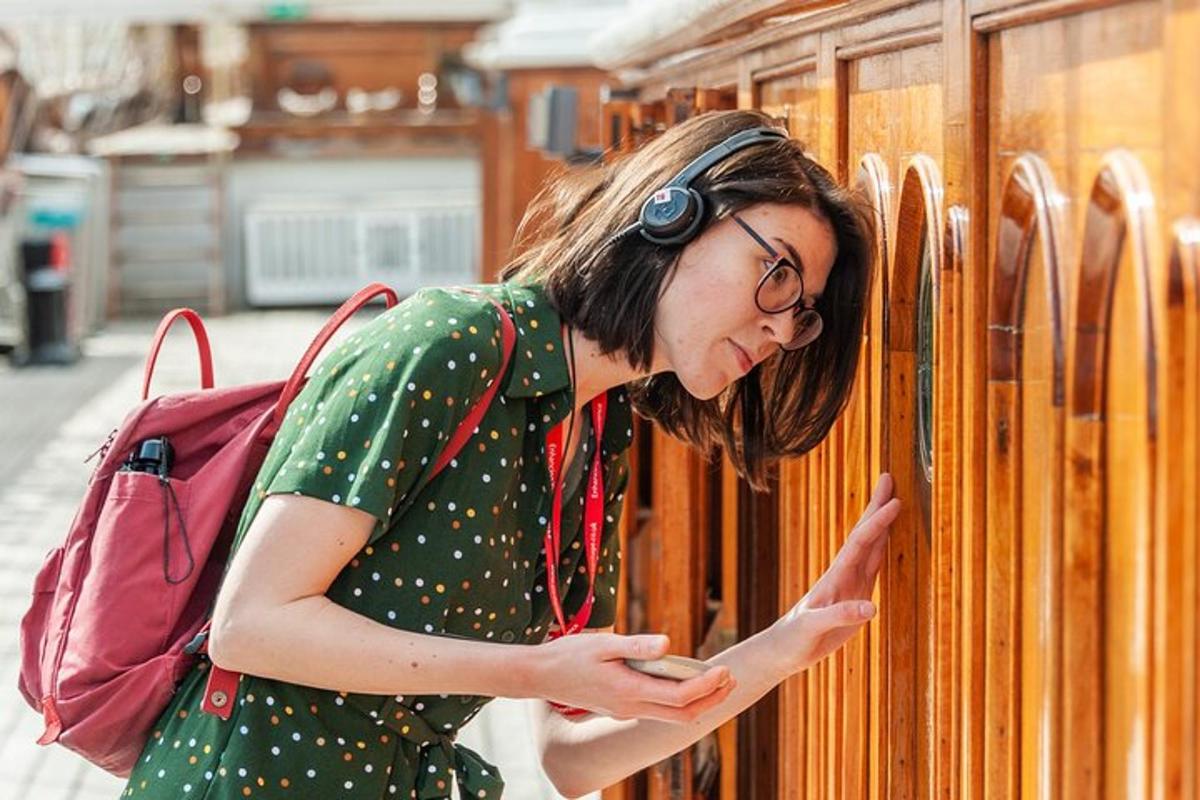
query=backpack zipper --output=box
[83,428,118,483]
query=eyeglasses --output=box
[731,213,824,351]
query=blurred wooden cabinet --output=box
[596,1,1200,798]
[243,21,479,114]
[108,155,226,317]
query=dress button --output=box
[500,630,516,643]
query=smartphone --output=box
[623,654,712,681]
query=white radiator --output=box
[243,193,479,306]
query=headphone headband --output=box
[665,126,789,190]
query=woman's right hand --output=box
[528,632,735,722]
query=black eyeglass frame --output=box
[730,212,824,351]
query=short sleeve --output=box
[577,451,630,629]
[261,289,506,545]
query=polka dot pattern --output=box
[121,282,633,799]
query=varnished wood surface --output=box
[984,153,1067,800]
[590,0,1200,798]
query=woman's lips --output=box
[729,339,752,374]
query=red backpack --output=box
[17,283,516,777]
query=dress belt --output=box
[345,693,505,799]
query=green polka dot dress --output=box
[122,281,634,799]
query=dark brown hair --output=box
[500,109,876,490]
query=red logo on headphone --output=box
[652,189,672,205]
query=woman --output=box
[121,108,899,799]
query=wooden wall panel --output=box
[717,459,741,800]
[985,154,1069,800]
[1075,152,1162,800]
[1160,221,1200,800]
[778,457,810,795]
[644,431,709,799]
[985,8,1177,797]
[587,1,1200,798]
[846,41,945,213]
[1100,164,1156,800]
[844,35,944,800]
[940,204,968,800]
[737,471,782,800]
[985,1,1167,303]
[839,322,872,800]
[1177,223,1199,800]
[756,66,822,150]
[886,158,943,800]
[808,443,827,799]
[855,153,892,800]
[1012,178,1063,800]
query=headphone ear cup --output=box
[634,126,786,247]
[668,189,706,245]
[638,186,704,245]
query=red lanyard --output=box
[543,390,608,637]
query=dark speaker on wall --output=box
[527,85,578,156]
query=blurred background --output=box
[7,2,1196,800]
[0,2,634,798]
[0,0,639,364]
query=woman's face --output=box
[653,202,837,399]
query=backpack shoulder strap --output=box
[428,291,516,480]
[268,283,401,440]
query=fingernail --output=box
[861,602,876,619]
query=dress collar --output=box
[499,281,571,399]
[497,281,635,457]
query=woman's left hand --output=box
[767,472,900,675]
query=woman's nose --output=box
[762,313,795,350]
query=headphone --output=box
[632,126,789,246]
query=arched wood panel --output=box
[929,189,961,800]
[854,153,891,800]
[886,155,942,800]
[836,240,872,800]
[984,154,1069,800]
[1158,220,1200,800]
[1065,150,1160,800]
[941,205,969,800]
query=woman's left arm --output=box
[532,622,790,797]
[533,473,900,798]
